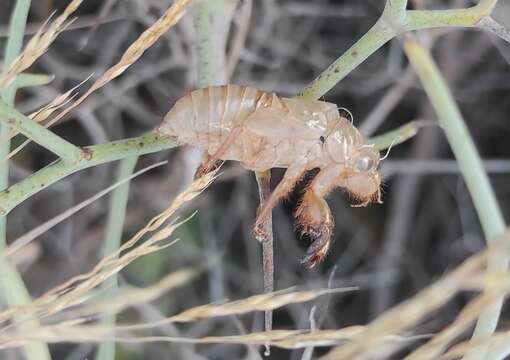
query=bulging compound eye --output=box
[353,150,379,173]
[355,156,374,172]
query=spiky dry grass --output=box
[320,232,510,359]
[0,0,83,92]
[0,289,361,351]
[1,229,509,358]
[0,168,361,354]
[43,0,191,128]
[7,0,191,157]
[4,75,90,159]
[0,170,215,343]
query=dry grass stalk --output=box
[60,267,201,320]
[6,0,192,158]
[4,161,168,257]
[405,280,510,359]
[441,331,510,360]
[27,74,94,125]
[0,170,217,330]
[0,328,362,351]
[59,287,356,334]
[0,0,84,92]
[42,0,191,130]
[0,325,432,351]
[3,76,91,160]
[320,233,510,360]
[0,280,359,351]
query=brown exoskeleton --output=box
[156,84,382,267]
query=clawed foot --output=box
[300,223,332,268]
[350,200,370,208]
[194,160,223,179]
[351,189,383,207]
[252,219,270,243]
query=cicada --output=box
[157,84,382,267]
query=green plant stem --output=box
[367,120,422,151]
[0,100,82,162]
[15,73,54,89]
[0,1,52,360]
[301,3,497,100]
[300,18,395,100]
[403,37,506,360]
[476,0,498,13]
[405,7,491,30]
[384,0,408,19]
[0,132,177,216]
[193,0,238,87]
[96,156,138,360]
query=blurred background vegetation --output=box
[1,0,510,359]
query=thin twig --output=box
[255,170,274,356]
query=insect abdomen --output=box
[157,85,266,154]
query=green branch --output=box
[368,120,423,151]
[301,2,499,101]
[15,73,54,89]
[405,6,491,30]
[476,0,498,13]
[193,0,238,87]
[96,156,138,360]
[300,18,395,100]
[383,0,408,20]
[0,1,52,359]
[403,37,506,360]
[0,100,82,162]
[0,132,178,216]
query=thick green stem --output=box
[301,2,498,101]
[405,7,489,30]
[383,0,408,20]
[403,38,506,360]
[0,132,178,216]
[0,1,52,359]
[96,156,138,360]
[193,0,238,87]
[300,18,395,100]
[476,0,498,13]
[15,73,54,89]
[0,100,82,162]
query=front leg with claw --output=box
[253,160,308,242]
[295,164,343,268]
[295,191,334,268]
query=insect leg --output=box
[253,160,308,242]
[195,126,243,178]
[194,153,222,180]
[295,164,343,268]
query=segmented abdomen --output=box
[157,84,275,157]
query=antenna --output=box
[380,135,401,161]
[337,107,354,124]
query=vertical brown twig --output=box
[254,170,273,356]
